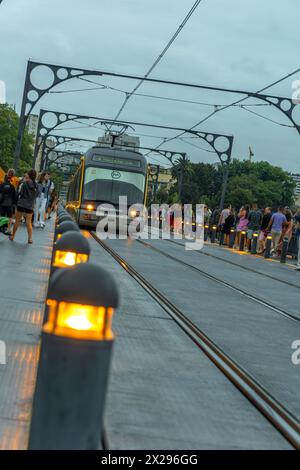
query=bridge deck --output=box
[0,222,53,450]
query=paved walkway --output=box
[0,221,53,449]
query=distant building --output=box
[26,114,39,138]
[291,174,300,196]
[147,166,174,200]
[97,133,140,151]
[290,173,300,206]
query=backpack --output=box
[0,182,12,204]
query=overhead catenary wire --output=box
[145,66,300,155]
[111,0,204,123]
[50,77,272,109]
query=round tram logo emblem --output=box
[111,171,121,179]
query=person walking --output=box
[10,169,37,244]
[277,207,293,255]
[257,207,272,254]
[247,203,262,251]
[234,205,249,249]
[0,168,17,234]
[294,208,300,271]
[221,207,235,245]
[267,206,287,254]
[34,172,54,228]
[218,204,231,231]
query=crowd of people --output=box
[205,203,300,270]
[0,168,58,244]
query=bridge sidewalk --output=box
[0,221,54,450]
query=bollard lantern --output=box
[239,231,246,251]
[28,264,119,450]
[204,224,209,241]
[55,220,79,241]
[229,228,235,248]
[264,234,273,259]
[52,231,90,271]
[251,232,259,254]
[280,236,289,263]
[210,225,217,244]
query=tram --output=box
[66,146,148,229]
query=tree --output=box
[163,158,295,209]
[48,164,64,194]
[0,104,34,174]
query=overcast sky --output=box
[1,0,300,172]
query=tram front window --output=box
[83,167,145,206]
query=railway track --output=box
[166,236,300,290]
[137,238,300,324]
[91,232,300,449]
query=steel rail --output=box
[137,238,300,324]
[91,232,300,449]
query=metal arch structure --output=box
[41,134,94,170]
[47,150,81,166]
[14,59,300,170]
[42,133,188,170]
[34,108,234,207]
[33,108,234,164]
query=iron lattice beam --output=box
[34,108,234,168]
[41,132,187,169]
[14,59,300,170]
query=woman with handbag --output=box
[10,169,37,244]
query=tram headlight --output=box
[129,209,138,218]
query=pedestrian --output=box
[34,172,54,228]
[47,190,58,219]
[267,206,287,254]
[234,205,249,249]
[257,207,272,254]
[221,207,235,245]
[294,208,300,271]
[247,203,262,251]
[210,206,220,239]
[218,204,231,231]
[0,168,17,234]
[10,169,38,244]
[277,207,293,255]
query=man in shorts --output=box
[267,206,287,254]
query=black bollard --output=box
[219,231,225,246]
[210,225,217,244]
[280,237,289,264]
[251,233,259,254]
[229,229,235,249]
[204,225,209,241]
[239,231,246,252]
[264,235,273,259]
[28,264,119,450]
